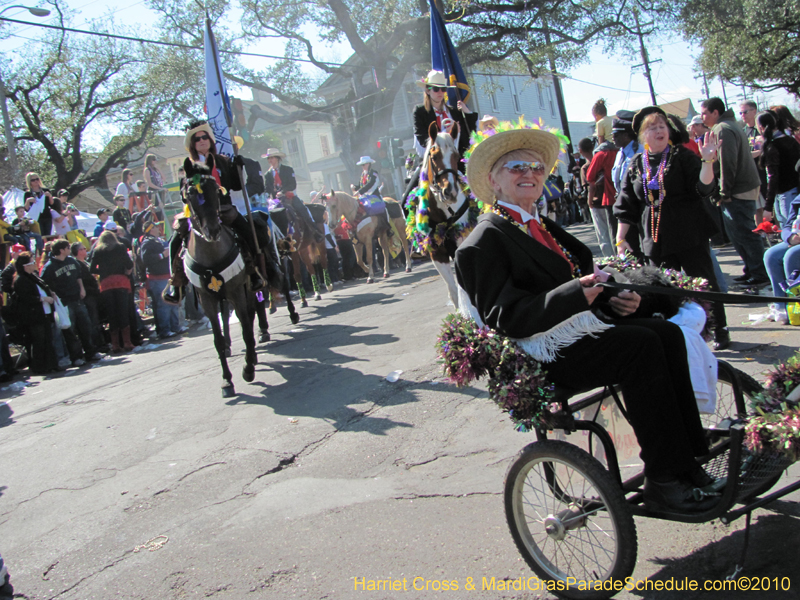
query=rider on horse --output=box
[351,156,385,216]
[263,148,323,243]
[165,121,273,303]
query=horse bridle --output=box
[182,173,226,240]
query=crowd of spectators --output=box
[0,171,200,381]
[555,98,800,348]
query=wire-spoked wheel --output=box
[505,440,637,600]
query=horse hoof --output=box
[405,268,412,273]
[327,285,334,293]
[314,292,322,301]
[221,384,235,398]
[301,299,308,308]
[259,330,270,343]
[367,278,373,284]
[383,273,389,279]
[225,348,232,358]
[290,313,300,325]
[242,366,255,383]
[269,306,277,314]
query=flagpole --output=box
[206,18,266,283]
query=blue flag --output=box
[429,0,470,107]
[204,21,235,158]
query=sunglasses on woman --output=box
[30,177,40,182]
[194,135,211,142]
[502,160,546,175]
[427,86,445,92]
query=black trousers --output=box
[545,318,708,479]
[652,242,727,329]
[336,239,357,280]
[27,317,57,374]
[102,289,130,330]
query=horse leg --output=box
[292,252,308,308]
[305,247,322,301]
[362,230,375,283]
[200,294,235,397]
[255,292,270,343]
[221,299,232,357]
[432,259,460,309]
[378,231,392,279]
[232,285,257,383]
[396,218,412,273]
[352,238,371,279]
[318,241,334,292]
[282,255,300,324]
[268,289,278,314]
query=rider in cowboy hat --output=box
[352,156,382,204]
[263,148,323,243]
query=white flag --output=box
[204,22,234,158]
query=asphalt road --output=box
[1,222,798,600]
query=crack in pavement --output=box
[391,491,502,500]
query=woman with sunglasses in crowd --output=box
[23,172,55,236]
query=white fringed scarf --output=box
[457,286,613,363]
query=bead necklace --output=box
[491,202,581,278]
[641,145,671,243]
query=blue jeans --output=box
[774,187,798,229]
[148,278,180,334]
[721,199,767,279]
[64,300,95,359]
[764,241,800,297]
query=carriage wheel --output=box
[710,363,782,499]
[505,441,637,600]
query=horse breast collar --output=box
[184,241,244,295]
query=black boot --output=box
[713,327,731,351]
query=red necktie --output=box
[273,169,282,189]
[503,205,570,265]
[435,108,447,130]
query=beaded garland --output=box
[491,202,582,278]
[641,143,674,243]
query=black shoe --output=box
[713,327,731,351]
[163,285,184,305]
[685,463,715,488]
[250,273,265,292]
[733,274,749,282]
[644,477,720,513]
[736,277,769,289]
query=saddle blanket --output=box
[359,195,385,216]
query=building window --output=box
[537,82,545,109]
[548,86,556,116]
[286,138,299,155]
[320,134,331,157]
[510,77,521,113]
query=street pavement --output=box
[1,222,799,600]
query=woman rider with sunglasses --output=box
[403,70,479,204]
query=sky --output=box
[1,0,797,132]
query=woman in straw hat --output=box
[614,106,728,350]
[454,120,718,513]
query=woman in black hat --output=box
[614,107,730,350]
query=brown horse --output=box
[323,191,411,283]
[268,199,332,308]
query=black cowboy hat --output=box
[632,106,675,135]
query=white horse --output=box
[324,190,412,283]
[407,122,476,308]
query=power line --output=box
[0,15,350,66]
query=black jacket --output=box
[10,272,53,325]
[356,168,381,196]
[242,157,265,197]
[140,236,170,277]
[1,263,15,295]
[41,256,83,304]
[90,244,133,280]
[413,104,478,160]
[454,212,593,339]
[264,164,297,198]
[614,145,717,258]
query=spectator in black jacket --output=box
[71,242,104,350]
[242,156,265,207]
[141,221,182,338]
[41,240,101,365]
[90,231,134,352]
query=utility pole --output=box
[632,8,659,105]
[701,71,711,99]
[543,21,574,169]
